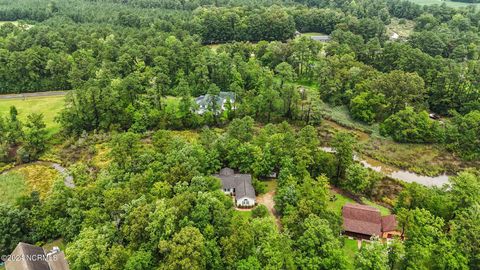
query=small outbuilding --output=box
[214,167,256,207]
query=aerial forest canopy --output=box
[0,0,479,269]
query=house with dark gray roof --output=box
[213,167,256,207]
[5,242,69,270]
[195,92,235,114]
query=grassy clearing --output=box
[343,237,359,269]
[361,198,391,215]
[410,0,480,7]
[0,164,60,205]
[319,103,378,136]
[91,143,111,169]
[315,100,475,176]
[169,130,200,143]
[0,95,65,135]
[0,172,28,205]
[358,138,477,175]
[233,209,252,219]
[300,32,328,37]
[264,179,277,193]
[0,21,33,29]
[327,188,356,214]
[328,188,391,215]
[206,44,221,51]
[386,18,415,39]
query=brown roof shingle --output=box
[381,215,398,232]
[342,204,382,236]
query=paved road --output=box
[0,91,68,99]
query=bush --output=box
[252,205,269,218]
[252,178,267,194]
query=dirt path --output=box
[0,91,68,99]
[256,190,282,229]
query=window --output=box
[242,199,249,205]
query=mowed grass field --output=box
[0,94,65,135]
[410,0,480,7]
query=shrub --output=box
[252,205,269,218]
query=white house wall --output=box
[236,197,255,207]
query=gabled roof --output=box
[381,215,398,232]
[213,168,255,200]
[195,92,235,107]
[10,242,50,270]
[234,174,255,200]
[342,204,382,236]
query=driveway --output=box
[257,189,282,229]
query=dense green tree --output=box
[343,163,376,195]
[295,214,348,270]
[0,204,30,256]
[332,132,355,183]
[22,113,48,161]
[355,237,389,270]
[380,107,443,143]
[160,226,207,270]
[109,132,141,171]
[5,106,23,146]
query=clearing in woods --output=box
[0,92,66,135]
[410,0,480,7]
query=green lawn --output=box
[0,94,65,135]
[264,179,277,193]
[343,237,359,269]
[328,188,391,215]
[233,210,252,219]
[327,189,356,214]
[0,172,28,205]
